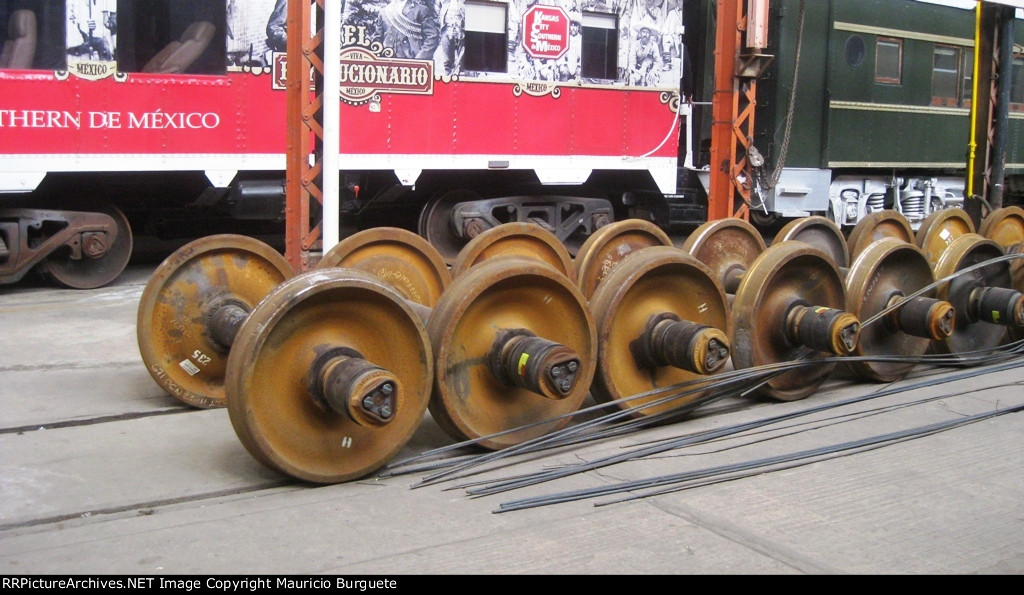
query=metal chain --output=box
[763,0,806,191]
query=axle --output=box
[883,293,956,340]
[631,313,730,375]
[310,349,401,427]
[490,330,583,399]
[784,303,861,356]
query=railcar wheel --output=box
[225,268,433,483]
[978,206,1024,249]
[916,209,975,265]
[975,208,1024,341]
[680,218,766,294]
[573,218,673,300]
[749,209,779,228]
[1008,242,1024,343]
[316,227,450,307]
[844,239,953,382]
[588,246,730,417]
[419,189,481,265]
[40,201,133,289]
[427,257,596,450]
[136,235,295,409]
[846,210,915,263]
[731,242,859,401]
[932,234,1024,355]
[773,216,849,269]
[449,221,575,282]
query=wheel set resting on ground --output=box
[135,210,1024,484]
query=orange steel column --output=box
[708,0,757,222]
[285,0,325,272]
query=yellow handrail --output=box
[967,0,983,198]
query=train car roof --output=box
[915,0,1024,17]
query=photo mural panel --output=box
[227,0,684,87]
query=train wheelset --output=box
[134,211,1024,485]
[857,209,1024,353]
[572,219,732,418]
[137,224,597,482]
[682,218,861,400]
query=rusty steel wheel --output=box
[316,227,451,308]
[427,256,596,450]
[978,206,1024,249]
[449,221,575,282]
[980,209,1024,328]
[681,218,766,294]
[981,208,1024,332]
[844,238,952,382]
[932,234,1023,355]
[573,218,673,300]
[731,242,858,401]
[916,208,975,265]
[40,201,133,289]
[225,268,433,484]
[136,235,295,409]
[588,246,730,418]
[846,210,915,263]
[773,216,849,269]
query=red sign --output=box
[522,6,570,60]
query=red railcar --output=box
[0,0,691,287]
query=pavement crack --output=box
[0,408,189,435]
[0,482,295,533]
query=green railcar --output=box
[683,0,1024,230]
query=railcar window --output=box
[0,0,66,71]
[961,48,973,107]
[932,45,960,106]
[845,35,865,67]
[115,0,226,74]
[875,37,902,85]
[462,1,507,74]
[581,12,617,81]
[1013,56,1024,108]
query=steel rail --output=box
[392,360,828,485]
[401,339,1024,487]
[638,380,1023,466]
[494,401,1024,513]
[461,351,1024,497]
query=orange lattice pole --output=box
[709,0,769,222]
[285,0,325,271]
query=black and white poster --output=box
[230,0,684,87]
[66,0,116,62]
